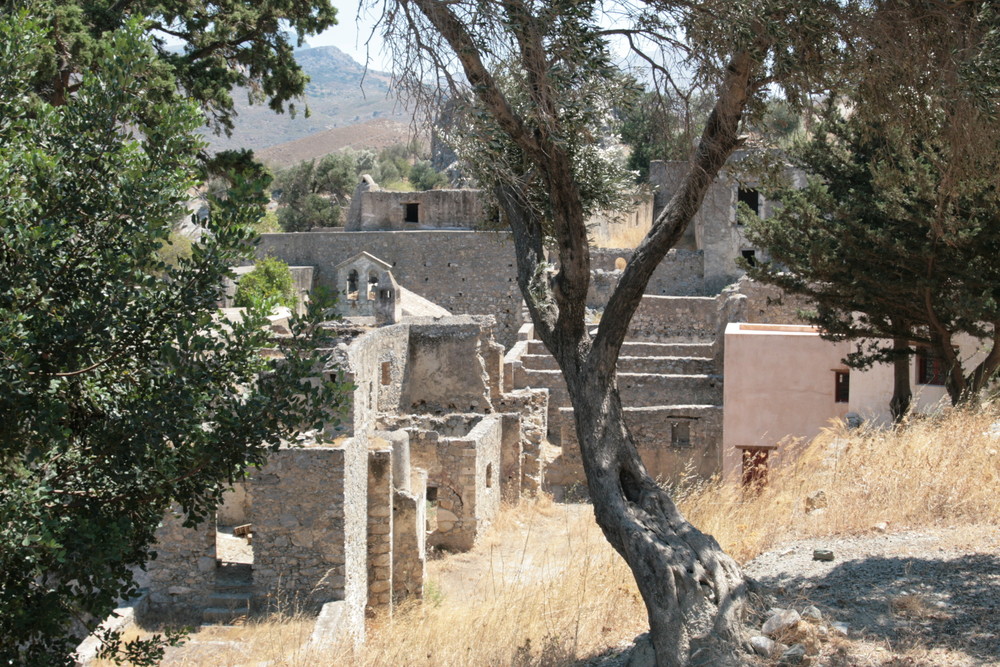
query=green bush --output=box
[234,256,298,310]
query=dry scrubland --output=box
[122,406,1000,666]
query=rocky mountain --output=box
[203,45,411,154]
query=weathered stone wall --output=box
[586,191,654,246]
[392,471,426,605]
[728,276,814,325]
[249,446,365,616]
[254,230,524,347]
[585,248,708,307]
[627,295,718,342]
[366,449,393,614]
[378,413,502,551]
[146,508,216,614]
[401,318,493,413]
[494,389,548,494]
[349,189,485,231]
[549,404,723,495]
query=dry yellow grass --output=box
[123,405,1000,665]
[680,404,1000,563]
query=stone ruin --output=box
[142,312,549,645]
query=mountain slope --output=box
[204,45,410,153]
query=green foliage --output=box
[13,0,338,135]
[156,230,195,268]
[235,257,298,311]
[0,16,347,664]
[619,89,714,180]
[409,159,448,190]
[744,108,1000,401]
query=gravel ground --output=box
[587,525,1000,667]
[743,525,1000,666]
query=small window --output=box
[485,462,493,489]
[741,249,757,267]
[380,361,391,386]
[741,448,769,489]
[347,269,359,301]
[670,421,691,448]
[737,187,760,220]
[835,370,850,403]
[404,202,419,223]
[426,486,438,502]
[917,347,947,385]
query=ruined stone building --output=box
[142,166,859,644]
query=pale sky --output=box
[307,1,390,70]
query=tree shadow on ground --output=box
[753,551,1000,664]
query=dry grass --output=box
[590,222,651,250]
[134,405,1000,665]
[680,404,1000,563]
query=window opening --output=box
[367,272,378,300]
[404,202,419,223]
[670,421,691,448]
[737,187,760,219]
[835,370,850,403]
[347,269,358,301]
[485,463,493,489]
[917,347,948,386]
[380,361,391,386]
[741,249,757,267]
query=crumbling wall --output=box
[392,471,426,605]
[495,389,548,495]
[727,276,814,325]
[366,449,393,614]
[349,189,485,231]
[628,295,718,342]
[249,445,365,621]
[255,230,523,347]
[551,404,722,494]
[401,318,493,413]
[379,413,502,551]
[146,508,216,615]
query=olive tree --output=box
[374,0,850,663]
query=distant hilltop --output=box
[256,118,426,168]
[204,45,412,154]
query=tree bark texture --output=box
[402,1,764,663]
[890,337,912,423]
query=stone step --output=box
[514,368,722,407]
[526,339,713,358]
[520,353,715,375]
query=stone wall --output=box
[379,413,502,551]
[366,449,393,614]
[255,230,524,347]
[494,389,548,495]
[146,508,216,614]
[627,295,719,342]
[392,474,426,605]
[585,248,708,307]
[249,445,366,617]
[348,189,485,231]
[549,404,723,494]
[401,318,494,413]
[728,276,814,325]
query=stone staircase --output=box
[507,295,728,495]
[202,562,254,624]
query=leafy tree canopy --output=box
[15,0,337,135]
[235,256,299,310]
[744,0,1000,405]
[0,15,345,664]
